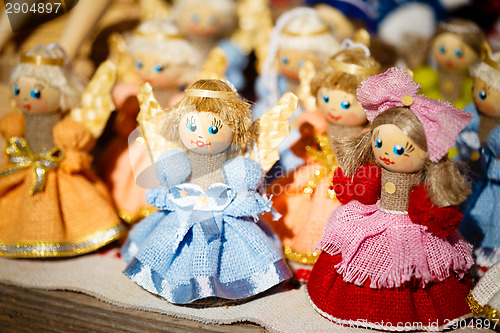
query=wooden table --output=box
[0,284,266,332]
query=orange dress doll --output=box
[0,44,124,258]
[264,45,380,279]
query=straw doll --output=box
[414,19,485,109]
[0,44,124,258]
[102,18,202,223]
[264,45,380,281]
[307,67,474,330]
[460,51,500,272]
[121,79,296,304]
[254,7,340,172]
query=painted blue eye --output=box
[14,85,19,95]
[154,64,164,72]
[375,138,382,149]
[208,125,219,135]
[135,60,143,69]
[454,48,464,57]
[393,145,405,156]
[209,16,217,25]
[281,56,288,65]
[340,100,351,110]
[439,45,445,54]
[189,123,197,132]
[322,94,329,103]
[298,60,304,68]
[191,13,200,23]
[479,90,487,100]
[30,89,41,99]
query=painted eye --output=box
[393,145,405,156]
[322,94,329,103]
[30,89,41,99]
[479,90,487,100]
[340,100,351,110]
[454,48,464,58]
[135,60,143,69]
[375,138,382,149]
[14,85,19,95]
[189,123,197,132]
[209,16,217,25]
[281,56,288,65]
[439,45,446,54]
[191,13,200,23]
[154,64,164,72]
[298,60,304,68]
[208,125,219,135]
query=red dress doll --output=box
[307,67,474,330]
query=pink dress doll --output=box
[307,67,474,330]
[101,18,202,223]
[414,19,486,109]
[264,45,380,280]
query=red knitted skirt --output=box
[307,252,472,331]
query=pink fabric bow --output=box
[357,67,473,162]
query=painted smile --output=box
[23,104,31,111]
[191,140,211,147]
[379,156,395,165]
[328,113,341,121]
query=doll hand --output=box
[408,184,462,238]
[59,150,93,174]
[331,167,355,204]
[351,164,382,205]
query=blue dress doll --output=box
[460,51,500,271]
[122,79,293,303]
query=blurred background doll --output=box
[459,50,500,273]
[100,18,202,223]
[254,7,340,172]
[307,67,474,330]
[263,43,380,281]
[414,18,486,109]
[0,44,124,258]
[121,79,297,304]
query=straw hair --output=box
[311,48,380,99]
[165,80,256,151]
[334,107,470,207]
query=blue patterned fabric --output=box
[121,151,292,303]
[461,126,500,267]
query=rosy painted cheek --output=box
[476,101,497,116]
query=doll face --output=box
[432,33,478,72]
[12,76,60,114]
[372,124,427,173]
[133,53,186,88]
[317,88,365,126]
[277,49,320,81]
[473,77,500,117]
[178,5,223,38]
[179,111,233,155]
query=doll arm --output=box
[408,183,462,238]
[53,119,95,173]
[486,127,500,181]
[332,164,381,205]
[154,150,192,187]
[0,113,25,139]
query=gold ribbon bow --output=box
[0,137,64,195]
[303,134,338,199]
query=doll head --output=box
[127,18,202,88]
[431,19,485,73]
[335,67,472,206]
[310,46,380,126]
[9,44,84,114]
[264,7,340,81]
[173,0,236,40]
[470,51,500,117]
[166,79,255,155]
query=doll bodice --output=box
[327,122,364,143]
[24,111,62,153]
[379,167,422,212]
[479,113,500,144]
[439,70,467,103]
[188,150,227,190]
